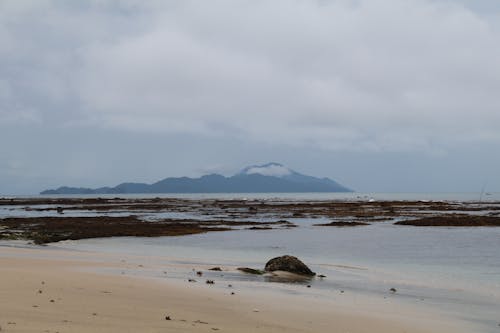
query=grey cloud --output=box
[1,0,500,194]
[73,0,500,151]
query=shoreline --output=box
[0,245,474,333]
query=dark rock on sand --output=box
[209,267,222,271]
[237,267,264,275]
[264,255,315,276]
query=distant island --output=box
[40,162,352,194]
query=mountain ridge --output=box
[40,163,352,194]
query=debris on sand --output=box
[237,267,264,275]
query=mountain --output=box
[40,163,352,194]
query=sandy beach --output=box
[0,245,471,333]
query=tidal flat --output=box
[1,196,500,244]
[1,196,500,332]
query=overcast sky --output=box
[1,0,499,195]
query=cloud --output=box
[245,164,292,177]
[1,0,500,154]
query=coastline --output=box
[0,245,472,333]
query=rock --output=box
[165,316,171,320]
[206,280,214,284]
[313,221,369,227]
[317,274,326,278]
[196,271,203,276]
[264,255,315,276]
[209,267,222,271]
[390,288,397,293]
[237,267,264,275]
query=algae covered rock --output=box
[264,255,315,276]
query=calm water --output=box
[2,192,500,331]
[12,191,500,201]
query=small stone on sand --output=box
[209,267,222,271]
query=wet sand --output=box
[0,246,471,333]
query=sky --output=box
[1,0,499,195]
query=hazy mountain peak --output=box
[240,162,293,177]
[41,162,352,194]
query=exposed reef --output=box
[1,197,499,244]
[395,215,500,227]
